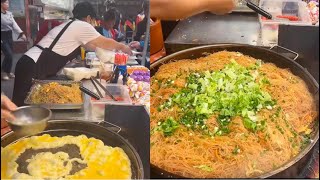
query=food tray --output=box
[24,80,85,109]
[88,83,132,121]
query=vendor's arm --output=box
[11,13,26,41]
[73,21,132,55]
[84,36,132,55]
[129,41,142,50]
[151,0,236,20]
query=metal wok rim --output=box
[150,44,319,178]
[1,119,145,179]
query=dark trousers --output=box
[12,55,36,106]
[1,31,14,73]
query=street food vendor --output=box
[101,9,124,41]
[150,0,236,20]
[12,2,133,106]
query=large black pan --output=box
[1,120,144,179]
[150,44,319,178]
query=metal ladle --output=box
[6,106,51,137]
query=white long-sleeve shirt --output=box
[1,11,23,34]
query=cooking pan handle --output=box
[270,45,299,61]
[97,120,121,133]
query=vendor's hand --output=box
[120,44,133,56]
[1,95,17,122]
[100,71,113,81]
[1,119,8,129]
[129,41,141,50]
[20,34,27,41]
[151,0,236,20]
[18,33,27,41]
[206,0,236,15]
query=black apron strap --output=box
[35,45,44,50]
[33,20,80,80]
[48,20,75,50]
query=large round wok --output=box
[1,120,144,179]
[150,44,319,178]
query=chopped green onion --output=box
[232,145,241,155]
[156,117,179,136]
[157,61,275,135]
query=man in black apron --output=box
[12,2,132,106]
[12,20,79,106]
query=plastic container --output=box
[88,83,132,120]
[63,67,99,81]
[114,53,129,65]
[85,52,97,68]
[259,0,312,45]
[96,48,116,64]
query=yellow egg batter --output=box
[1,134,132,179]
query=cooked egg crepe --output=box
[1,134,131,179]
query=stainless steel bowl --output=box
[6,106,52,137]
